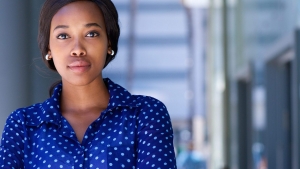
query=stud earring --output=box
[45,54,51,60]
[111,50,115,56]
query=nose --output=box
[70,39,86,57]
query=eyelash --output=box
[56,31,99,39]
[86,31,99,37]
[57,34,69,39]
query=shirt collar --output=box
[104,78,139,110]
[27,78,138,127]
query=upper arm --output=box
[0,111,25,168]
[135,97,177,169]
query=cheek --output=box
[51,57,64,74]
[48,39,69,69]
[49,39,64,53]
[91,42,109,61]
[49,32,70,51]
[96,54,107,69]
[48,35,56,49]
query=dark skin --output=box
[48,1,113,143]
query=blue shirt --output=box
[0,78,177,169]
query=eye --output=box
[57,34,70,39]
[86,31,99,37]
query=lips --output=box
[68,60,91,74]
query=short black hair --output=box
[38,0,120,70]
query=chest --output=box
[23,113,138,169]
[62,112,101,143]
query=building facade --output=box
[208,0,300,168]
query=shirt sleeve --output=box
[0,111,25,168]
[136,97,177,169]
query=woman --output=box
[0,0,177,168]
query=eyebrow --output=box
[53,23,102,32]
[85,23,102,29]
[53,25,69,31]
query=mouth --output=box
[67,60,91,74]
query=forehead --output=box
[51,1,105,27]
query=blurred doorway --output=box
[265,48,293,169]
[237,75,252,169]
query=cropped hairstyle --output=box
[38,0,120,70]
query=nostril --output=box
[80,52,86,56]
[71,51,86,56]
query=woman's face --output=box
[49,1,109,86]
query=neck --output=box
[60,77,110,114]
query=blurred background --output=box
[0,0,300,168]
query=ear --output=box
[46,46,52,59]
[107,49,113,55]
[107,42,112,55]
[47,45,51,53]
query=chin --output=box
[62,76,102,87]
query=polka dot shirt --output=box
[0,78,177,169]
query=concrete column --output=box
[0,1,31,132]
[189,8,207,154]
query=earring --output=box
[45,54,51,60]
[111,50,115,56]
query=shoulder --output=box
[132,95,168,115]
[104,78,170,119]
[6,85,62,126]
[133,95,167,109]
[7,103,42,124]
[132,95,172,128]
